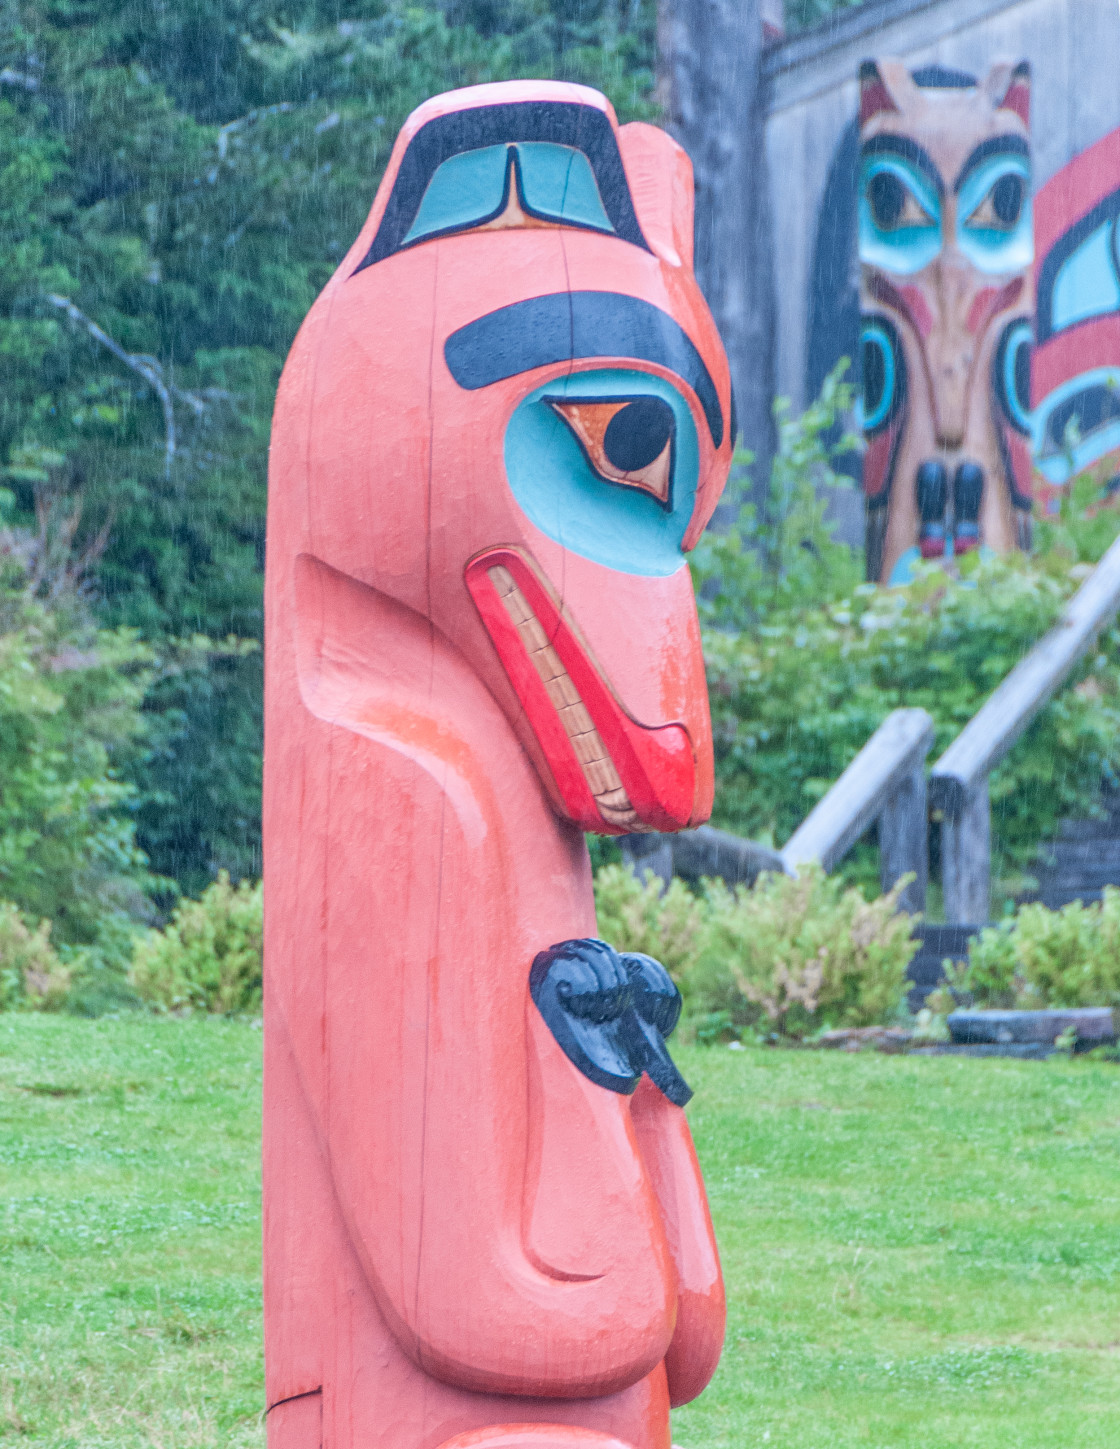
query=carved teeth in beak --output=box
[487,565,642,830]
[465,547,696,835]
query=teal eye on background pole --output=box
[957,153,1033,273]
[859,319,902,433]
[859,155,942,275]
[1050,219,1120,333]
[504,369,699,577]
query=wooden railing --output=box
[779,707,933,913]
[623,533,1120,922]
[621,707,933,912]
[930,531,1120,922]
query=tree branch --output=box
[46,294,207,478]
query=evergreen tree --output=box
[0,1,657,895]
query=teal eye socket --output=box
[957,153,1033,273]
[994,320,1033,434]
[402,142,614,246]
[859,155,942,275]
[517,143,612,230]
[1050,218,1120,333]
[504,369,699,577]
[859,318,906,434]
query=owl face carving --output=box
[858,59,1034,584]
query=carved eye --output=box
[545,396,675,507]
[868,172,935,231]
[967,173,1025,232]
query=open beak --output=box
[466,547,700,834]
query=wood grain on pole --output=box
[780,707,934,874]
[930,534,1120,816]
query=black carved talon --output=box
[530,939,692,1105]
[619,953,693,1107]
[530,939,639,1094]
[622,952,683,1038]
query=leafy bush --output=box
[949,890,1120,1011]
[594,862,916,1039]
[685,866,916,1038]
[691,361,862,631]
[130,872,263,1014]
[592,864,705,979]
[0,900,70,1011]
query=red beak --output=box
[466,547,696,834]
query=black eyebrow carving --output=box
[860,134,944,198]
[954,134,1030,194]
[354,101,649,270]
[443,291,724,448]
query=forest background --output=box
[3,0,1118,1009]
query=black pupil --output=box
[603,398,674,472]
[869,172,905,228]
[992,174,1023,226]
[1013,335,1031,414]
[862,336,887,416]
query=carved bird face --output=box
[1032,127,1120,511]
[277,81,734,834]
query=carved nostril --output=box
[917,460,947,521]
[953,462,984,554]
[916,460,948,561]
[954,462,984,521]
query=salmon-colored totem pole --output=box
[263,81,732,1449]
[858,59,1035,584]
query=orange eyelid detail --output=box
[547,399,673,506]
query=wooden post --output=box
[930,531,1120,816]
[619,834,675,888]
[781,707,934,879]
[941,780,991,925]
[878,763,928,915]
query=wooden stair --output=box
[1020,789,1120,910]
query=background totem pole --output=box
[1032,124,1120,514]
[857,59,1035,584]
[263,80,732,1449]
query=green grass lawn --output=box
[2,1019,1118,1447]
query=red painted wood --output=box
[263,80,729,1449]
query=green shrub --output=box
[594,862,916,1039]
[130,872,263,1014]
[0,900,70,1011]
[685,865,917,1038]
[956,890,1120,1010]
[592,864,705,980]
